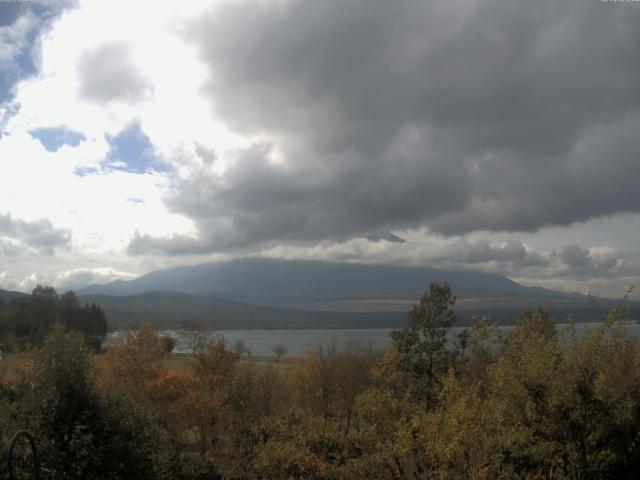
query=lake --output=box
[110,321,640,357]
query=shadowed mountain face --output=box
[78,257,581,305]
[75,290,408,329]
[73,290,616,330]
[0,289,28,302]
[4,262,632,329]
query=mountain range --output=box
[0,289,28,303]
[3,259,633,329]
[78,258,582,305]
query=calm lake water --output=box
[110,322,640,357]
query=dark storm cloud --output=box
[429,241,631,282]
[127,231,210,256]
[131,0,640,255]
[556,244,621,279]
[0,213,71,254]
[438,240,544,267]
[560,245,591,270]
[77,42,151,104]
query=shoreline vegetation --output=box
[0,283,639,478]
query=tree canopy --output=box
[0,285,107,351]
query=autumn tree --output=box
[232,338,251,358]
[102,322,166,386]
[215,364,291,477]
[390,282,456,407]
[99,323,196,478]
[180,319,210,354]
[455,315,503,386]
[272,345,288,362]
[190,337,237,458]
[25,326,157,479]
[160,335,177,353]
[293,346,372,430]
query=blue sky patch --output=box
[0,3,25,27]
[0,1,78,103]
[73,166,100,177]
[105,122,169,174]
[29,126,86,152]
[0,102,20,139]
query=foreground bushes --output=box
[0,283,639,479]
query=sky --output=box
[1,0,639,297]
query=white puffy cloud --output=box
[0,270,48,292]
[53,267,137,290]
[0,1,213,283]
[77,41,152,104]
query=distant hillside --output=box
[78,258,584,306]
[0,289,28,302]
[77,290,407,329]
[75,258,628,329]
[6,261,632,330]
[77,290,623,330]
